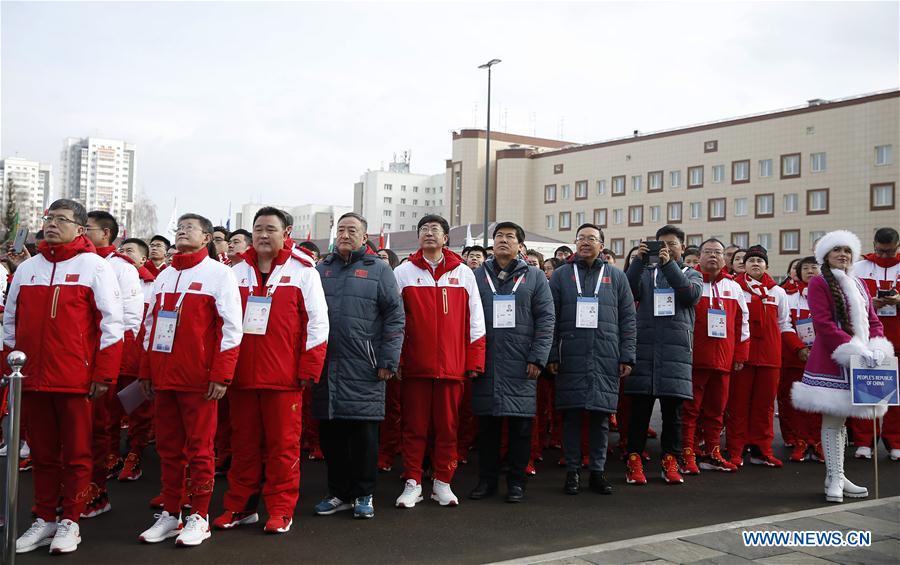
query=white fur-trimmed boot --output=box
[838,426,868,498]
[821,425,844,503]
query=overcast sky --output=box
[2,1,898,230]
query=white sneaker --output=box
[395,479,423,508]
[890,449,900,461]
[431,479,459,506]
[49,519,80,554]
[175,513,211,546]
[20,441,30,458]
[854,446,872,459]
[16,518,57,553]
[139,511,182,543]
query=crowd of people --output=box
[1,197,897,555]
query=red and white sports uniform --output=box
[849,254,900,450]
[681,269,749,455]
[222,245,329,518]
[394,249,486,484]
[141,248,243,517]
[778,281,821,447]
[3,235,123,522]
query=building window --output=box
[544,184,557,203]
[670,170,681,188]
[575,211,585,225]
[783,193,799,213]
[400,225,405,231]
[575,180,588,200]
[732,160,750,184]
[810,231,826,246]
[597,179,606,195]
[708,198,726,221]
[383,210,392,217]
[559,211,572,231]
[612,176,626,196]
[649,205,661,223]
[780,229,800,254]
[734,197,748,217]
[611,238,625,257]
[704,140,718,153]
[383,197,392,203]
[561,184,571,200]
[384,223,391,230]
[401,185,406,191]
[731,232,750,249]
[546,214,555,229]
[412,199,418,205]
[399,211,405,217]
[648,171,663,193]
[667,202,683,223]
[875,145,892,166]
[758,233,772,249]
[712,165,725,183]
[554,164,564,174]
[384,184,393,191]
[807,188,829,215]
[781,153,801,178]
[755,193,775,218]
[687,234,703,247]
[810,152,826,173]
[613,208,624,225]
[688,166,703,188]
[758,159,773,178]
[412,212,418,218]
[870,182,895,211]
[594,208,608,227]
[690,201,703,220]
[630,239,642,249]
[413,186,419,192]
[628,205,644,226]
[632,175,642,192]
[400,198,406,204]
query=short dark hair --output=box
[603,249,617,260]
[555,245,573,255]
[575,223,604,241]
[699,238,726,251]
[545,257,563,269]
[526,249,545,264]
[87,210,119,242]
[874,227,899,245]
[150,234,171,248]
[724,244,740,251]
[683,247,700,258]
[468,245,486,256]
[282,210,294,227]
[795,256,818,279]
[461,246,471,256]
[48,198,87,226]
[656,224,685,244]
[378,248,400,269]
[417,214,450,235]
[178,213,214,234]
[230,229,252,245]
[493,221,525,243]
[298,241,320,256]
[729,248,749,267]
[253,206,289,229]
[338,212,368,233]
[212,225,229,238]
[122,237,150,258]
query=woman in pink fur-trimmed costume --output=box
[792,230,894,503]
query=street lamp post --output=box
[478,58,501,247]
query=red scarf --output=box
[137,265,156,283]
[144,261,166,277]
[38,235,95,263]
[736,272,777,333]
[782,279,807,296]
[863,252,900,269]
[95,244,136,265]
[171,248,208,271]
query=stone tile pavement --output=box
[490,497,900,565]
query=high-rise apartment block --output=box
[0,157,53,230]
[60,137,137,232]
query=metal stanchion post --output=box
[3,351,27,565]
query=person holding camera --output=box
[623,225,702,485]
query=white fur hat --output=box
[814,230,861,265]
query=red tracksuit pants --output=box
[215,392,232,463]
[378,378,402,468]
[24,392,93,522]
[223,389,303,518]
[682,369,730,453]
[107,376,154,457]
[401,378,463,484]
[778,367,821,445]
[155,390,217,516]
[849,406,900,450]
[90,393,111,490]
[726,365,780,457]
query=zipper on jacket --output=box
[366,340,377,369]
[442,288,448,314]
[50,287,61,318]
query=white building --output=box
[0,157,53,230]
[354,155,448,233]
[234,202,352,240]
[60,137,137,232]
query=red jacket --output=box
[232,246,329,390]
[735,273,797,368]
[3,236,124,392]
[692,267,750,372]
[96,245,145,377]
[853,254,899,348]
[143,260,167,278]
[140,248,243,392]
[394,248,486,379]
[781,280,812,369]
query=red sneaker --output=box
[18,456,32,472]
[701,446,738,472]
[646,426,658,439]
[789,440,808,463]
[118,452,143,481]
[264,516,292,534]
[104,454,123,480]
[81,485,112,519]
[308,448,324,461]
[149,493,164,509]
[377,459,393,473]
[661,453,684,484]
[750,453,783,468]
[681,447,700,475]
[212,510,259,530]
[525,462,537,476]
[625,453,647,485]
[810,442,825,463]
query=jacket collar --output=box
[324,244,371,266]
[863,252,900,268]
[137,264,156,283]
[697,264,732,284]
[410,248,463,281]
[171,247,208,271]
[38,235,95,263]
[144,261,166,277]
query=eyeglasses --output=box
[701,250,724,256]
[41,214,82,227]
[419,227,443,235]
[175,224,203,233]
[575,236,601,244]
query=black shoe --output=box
[469,481,497,500]
[506,485,525,503]
[589,471,613,495]
[564,471,580,495]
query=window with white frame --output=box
[544,184,557,203]
[734,198,748,217]
[783,193,799,213]
[575,211,585,225]
[871,182,895,209]
[667,202,682,222]
[597,179,607,194]
[648,171,663,191]
[632,175,642,192]
[412,199,418,205]
[401,185,406,191]
[594,208,607,226]
[755,194,774,217]
[732,232,750,248]
[400,198,406,204]
[712,165,725,183]
[810,152,826,173]
[383,210,391,217]
[384,197,392,203]
[709,198,726,220]
[399,211,405,217]
[758,159,773,178]
[875,145,892,166]
[810,231,826,245]
[670,170,681,188]
[575,180,588,199]
[384,223,391,230]
[690,201,703,220]
[808,189,829,214]
[612,176,626,195]
[732,160,750,183]
[384,184,393,191]
[758,233,772,249]
[612,239,624,256]
[687,234,702,247]
[649,205,661,223]
[781,154,800,177]
[613,208,624,224]
[629,205,643,225]
[688,166,703,188]
[546,214,555,229]
[559,211,572,230]
[561,184,571,199]
[781,230,800,253]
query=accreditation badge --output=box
[493,295,516,329]
[243,296,273,335]
[152,310,178,353]
[707,308,727,339]
[654,288,675,317]
[576,297,600,329]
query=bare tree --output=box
[131,192,159,240]
[2,177,18,241]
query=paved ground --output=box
[2,411,899,564]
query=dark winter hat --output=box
[743,245,769,265]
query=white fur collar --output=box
[831,269,869,338]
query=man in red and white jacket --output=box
[680,238,749,475]
[850,227,900,460]
[138,213,243,547]
[214,207,328,534]
[4,199,124,555]
[81,211,145,518]
[393,214,486,508]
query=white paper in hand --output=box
[117,379,148,415]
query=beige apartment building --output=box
[446,90,898,274]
